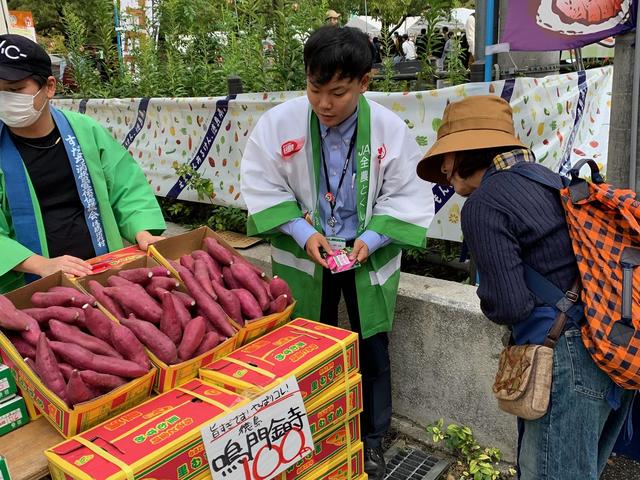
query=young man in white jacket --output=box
[241,26,435,480]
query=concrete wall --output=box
[238,241,518,461]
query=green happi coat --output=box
[0,109,165,293]
[241,96,435,338]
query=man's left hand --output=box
[349,239,369,263]
[136,231,165,251]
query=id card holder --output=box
[326,236,346,250]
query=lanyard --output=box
[321,126,358,229]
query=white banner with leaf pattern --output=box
[53,66,612,241]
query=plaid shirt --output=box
[492,148,536,171]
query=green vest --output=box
[0,109,165,293]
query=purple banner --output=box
[503,0,636,51]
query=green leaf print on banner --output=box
[557,103,563,114]
[416,136,429,147]
[432,118,442,132]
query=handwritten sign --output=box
[201,377,314,480]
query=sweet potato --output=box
[59,362,74,382]
[150,266,171,277]
[160,292,182,345]
[222,266,240,290]
[49,341,148,378]
[172,292,193,329]
[191,250,223,283]
[104,285,162,324]
[172,291,196,309]
[31,291,88,309]
[147,276,180,292]
[118,268,153,284]
[120,317,178,365]
[211,281,243,325]
[194,331,222,356]
[24,357,40,379]
[84,306,113,343]
[178,316,206,361]
[177,266,235,338]
[268,294,288,314]
[231,289,263,320]
[49,287,96,307]
[22,306,79,324]
[49,320,123,359]
[8,334,36,358]
[203,237,234,266]
[193,259,216,298]
[230,263,270,311]
[269,276,294,305]
[0,295,31,331]
[36,333,68,402]
[66,370,98,406]
[232,254,266,278]
[80,370,127,391]
[110,323,151,370]
[20,314,42,346]
[107,275,135,288]
[88,280,125,319]
[179,254,195,272]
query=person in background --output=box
[241,26,435,480]
[0,35,165,293]
[465,13,476,64]
[393,32,405,64]
[402,33,417,60]
[371,37,382,64]
[434,26,448,69]
[416,95,633,480]
[325,9,341,26]
[415,27,428,60]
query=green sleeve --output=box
[0,196,33,292]
[95,125,166,243]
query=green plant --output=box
[427,419,516,480]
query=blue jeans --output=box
[518,329,634,479]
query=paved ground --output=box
[602,455,640,479]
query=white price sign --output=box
[201,376,314,480]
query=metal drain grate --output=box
[384,446,452,480]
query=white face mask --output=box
[0,87,47,128]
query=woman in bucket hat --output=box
[417,95,632,479]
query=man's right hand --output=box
[16,254,93,278]
[305,233,333,269]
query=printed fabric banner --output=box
[503,0,636,51]
[53,66,613,242]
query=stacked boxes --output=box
[149,226,295,346]
[0,272,156,437]
[45,379,248,479]
[73,256,238,393]
[201,318,364,479]
[0,365,16,400]
[0,395,28,437]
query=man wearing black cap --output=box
[0,35,166,292]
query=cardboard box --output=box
[86,245,146,275]
[0,272,156,438]
[74,256,239,393]
[0,364,16,400]
[46,379,249,480]
[298,440,364,480]
[0,455,11,480]
[281,416,360,479]
[0,395,28,437]
[149,226,295,346]
[200,318,359,404]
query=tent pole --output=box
[484,0,495,81]
[629,8,640,190]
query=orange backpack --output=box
[516,159,640,389]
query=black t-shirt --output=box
[9,126,96,260]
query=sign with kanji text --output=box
[201,377,314,480]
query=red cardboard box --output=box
[199,318,359,404]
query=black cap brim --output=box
[0,65,33,81]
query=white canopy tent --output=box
[345,15,382,36]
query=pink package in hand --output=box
[326,248,361,274]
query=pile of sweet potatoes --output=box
[170,237,293,326]
[0,289,152,408]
